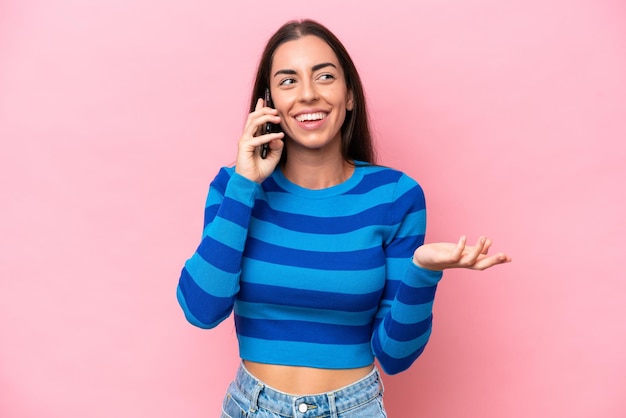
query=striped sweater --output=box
[177,162,443,375]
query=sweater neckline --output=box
[272,162,366,198]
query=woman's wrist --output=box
[411,257,442,273]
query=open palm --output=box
[413,236,511,271]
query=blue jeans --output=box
[221,363,387,417]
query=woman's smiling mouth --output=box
[295,112,328,122]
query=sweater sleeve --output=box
[176,167,260,329]
[371,174,443,375]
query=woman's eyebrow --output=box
[312,62,337,72]
[273,69,297,77]
[273,62,338,77]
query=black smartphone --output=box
[261,87,279,159]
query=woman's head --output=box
[250,19,375,164]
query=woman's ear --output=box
[347,90,354,111]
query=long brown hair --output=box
[249,19,376,164]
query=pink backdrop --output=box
[1,1,625,417]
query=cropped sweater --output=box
[176,162,443,375]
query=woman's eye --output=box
[279,78,296,86]
[318,73,336,82]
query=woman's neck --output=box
[281,154,354,190]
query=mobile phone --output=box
[261,87,277,159]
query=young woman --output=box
[177,19,511,418]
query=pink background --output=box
[1,0,625,417]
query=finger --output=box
[243,107,262,138]
[244,112,281,140]
[481,238,493,255]
[451,236,466,261]
[244,131,284,151]
[261,132,285,148]
[472,253,511,270]
[465,236,486,264]
[255,97,264,111]
[264,136,285,159]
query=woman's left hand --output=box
[413,236,511,271]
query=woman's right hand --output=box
[235,98,285,183]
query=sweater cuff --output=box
[405,260,443,287]
[224,172,261,207]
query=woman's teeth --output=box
[296,112,327,122]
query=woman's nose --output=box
[298,80,319,103]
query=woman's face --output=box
[269,35,353,156]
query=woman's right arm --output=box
[178,98,284,328]
[176,167,260,329]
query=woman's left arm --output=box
[371,174,441,375]
[371,175,510,375]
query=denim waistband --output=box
[234,363,384,417]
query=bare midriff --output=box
[243,360,374,395]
